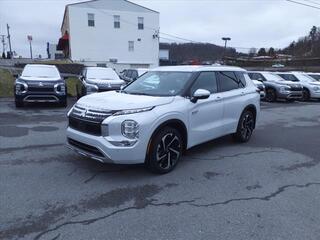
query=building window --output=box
[114,15,120,28]
[138,17,144,30]
[88,13,95,27]
[128,41,134,52]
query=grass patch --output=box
[0,69,14,97]
[0,68,78,97]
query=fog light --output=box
[121,120,139,139]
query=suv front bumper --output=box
[66,127,148,164]
[278,90,303,100]
[15,92,66,103]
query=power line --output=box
[302,0,320,6]
[285,0,320,9]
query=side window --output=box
[217,71,240,92]
[114,15,120,29]
[255,73,265,81]
[132,70,139,79]
[191,72,217,94]
[126,70,133,78]
[88,13,95,27]
[235,72,246,88]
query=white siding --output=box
[66,0,159,69]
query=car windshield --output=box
[308,74,320,81]
[262,72,285,81]
[86,68,120,80]
[277,74,300,82]
[123,71,192,96]
[21,65,60,79]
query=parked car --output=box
[67,65,260,174]
[252,79,266,99]
[248,71,303,102]
[275,72,320,101]
[76,67,125,98]
[14,64,67,108]
[306,73,320,82]
[120,68,148,83]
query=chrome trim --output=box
[66,143,113,163]
[23,95,59,103]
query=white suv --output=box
[67,66,260,173]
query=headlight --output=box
[312,86,320,91]
[280,86,291,92]
[113,106,154,116]
[86,83,98,93]
[54,83,66,94]
[15,80,28,94]
[121,120,139,139]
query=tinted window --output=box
[217,71,239,92]
[235,72,246,87]
[132,70,138,79]
[249,73,264,81]
[191,72,217,94]
[278,74,299,82]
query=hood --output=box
[76,91,174,111]
[270,79,299,86]
[309,81,320,86]
[87,79,124,86]
[20,76,61,81]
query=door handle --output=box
[215,96,222,102]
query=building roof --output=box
[150,65,246,72]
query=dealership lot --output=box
[1,98,320,240]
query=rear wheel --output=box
[265,88,276,102]
[146,127,183,174]
[302,88,310,101]
[233,110,255,143]
[15,100,24,108]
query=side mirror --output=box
[191,89,210,103]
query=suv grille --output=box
[69,105,115,135]
[69,117,102,136]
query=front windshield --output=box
[86,68,120,80]
[123,71,193,96]
[21,65,60,79]
[263,72,285,81]
[277,74,299,82]
[308,74,320,81]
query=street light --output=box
[222,37,231,61]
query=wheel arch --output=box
[147,119,188,157]
[242,104,257,128]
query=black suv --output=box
[14,64,67,107]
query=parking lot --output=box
[1,98,320,240]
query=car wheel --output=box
[233,110,255,143]
[15,100,24,108]
[302,88,310,101]
[265,88,276,102]
[146,127,183,174]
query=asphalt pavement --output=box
[1,98,320,240]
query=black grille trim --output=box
[69,116,101,136]
[68,138,104,157]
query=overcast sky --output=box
[0,0,319,58]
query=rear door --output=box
[217,71,246,134]
[188,71,224,147]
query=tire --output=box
[302,88,310,101]
[233,110,255,143]
[59,99,67,108]
[265,88,277,102]
[145,127,183,174]
[15,100,24,108]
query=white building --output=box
[59,0,160,71]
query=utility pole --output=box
[27,35,33,59]
[222,37,231,62]
[0,35,6,58]
[7,24,12,59]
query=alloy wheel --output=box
[156,133,181,170]
[240,113,254,141]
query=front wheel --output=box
[233,110,255,143]
[145,127,183,174]
[265,88,276,102]
[302,88,310,101]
